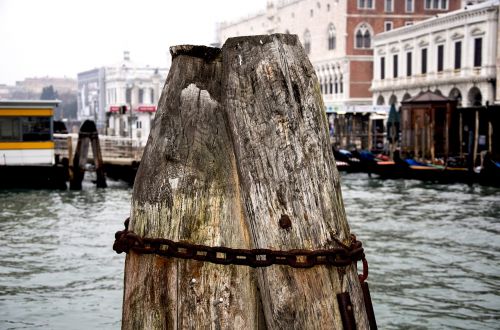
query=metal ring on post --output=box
[358,257,369,283]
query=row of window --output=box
[0,117,51,142]
[106,87,156,105]
[321,79,344,95]
[378,86,483,107]
[125,88,155,104]
[302,19,417,54]
[380,38,482,79]
[267,0,339,22]
[358,0,447,11]
[302,24,337,54]
[303,22,373,54]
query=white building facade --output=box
[217,0,363,115]
[78,68,106,126]
[371,0,500,108]
[77,52,168,144]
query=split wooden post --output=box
[123,45,260,329]
[122,34,370,329]
[69,120,107,190]
[222,34,368,329]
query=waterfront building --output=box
[77,68,105,128]
[0,77,77,102]
[15,77,77,95]
[0,84,14,100]
[371,0,499,108]
[372,0,500,161]
[77,51,168,143]
[217,0,461,149]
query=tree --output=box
[40,85,58,100]
[58,91,78,119]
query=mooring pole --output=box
[90,132,107,188]
[70,120,107,190]
[121,34,372,329]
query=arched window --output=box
[389,94,398,106]
[377,95,385,105]
[329,78,333,94]
[356,30,363,48]
[468,87,482,106]
[355,23,372,49]
[449,88,462,106]
[402,93,412,102]
[339,77,343,93]
[363,30,371,48]
[303,30,311,54]
[328,24,336,50]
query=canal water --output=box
[0,174,499,329]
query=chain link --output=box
[113,218,368,275]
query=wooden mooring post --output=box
[69,120,107,190]
[122,34,372,329]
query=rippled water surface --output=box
[1,175,499,329]
[342,174,500,329]
[0,181,129,330]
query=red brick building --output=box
[346,0,461,101]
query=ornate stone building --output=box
[371,0,499,107]
[77,51,168,142]
[217,0,461,148]
[372,0,500,161]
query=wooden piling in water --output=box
[69,120,107,190]
[122,34,370,329]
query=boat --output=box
[0,100,68,189]
[477,153,500,187]
[333,148,365,172]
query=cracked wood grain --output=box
[222,34,368,330]
[123,45,259,330]
[121,35,369,330]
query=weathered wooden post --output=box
[70,120,107,190]
[222,34,368,328]
[122,45,260,329]
[117,34,372,329]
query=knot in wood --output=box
[278,214,292,230]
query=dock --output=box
[54,133,143,184]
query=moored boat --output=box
[0,100,67,189]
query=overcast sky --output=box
[0,0,267,85]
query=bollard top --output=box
[170,45,221,63]
[223,33,298,50]
[80,120,97,133]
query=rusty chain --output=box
[113,218,368,280]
